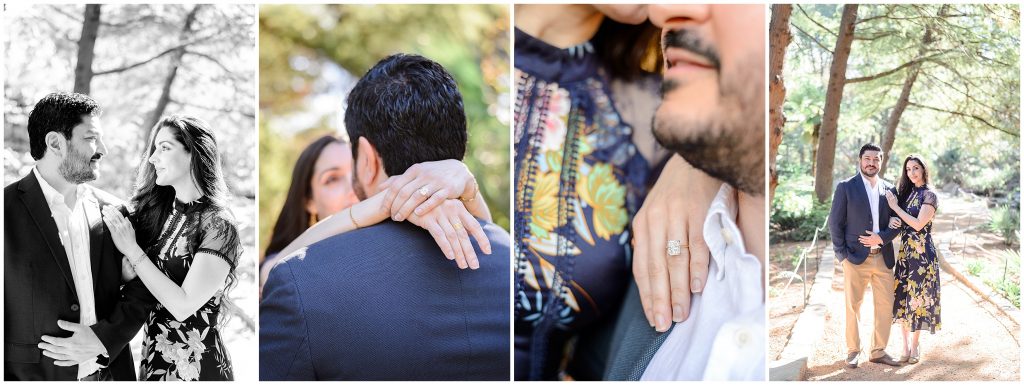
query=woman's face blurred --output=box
[307,142,359,220]
[593,5,648,25]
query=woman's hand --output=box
[121,257,138,282]
[632,155,721,332]
[889,217,902,229]
[406,199,492,270]
[884,190,899,209]
[380,160,478,221]
[101,206,146,261]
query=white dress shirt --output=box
[861,173,882,249]
[34,168,101,378]
[640,184,765,381]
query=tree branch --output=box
[846,51,948,84]
[93,34,216,76]
[796,5,838,38]
[908,101,1018,137]
[792,23,834,55]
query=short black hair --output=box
[27,92,101,160]
[344,53,467,176]
[859,143,882,158]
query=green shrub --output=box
[988,205,1020,246]
[771,173,832,242]
[966,260,985,277]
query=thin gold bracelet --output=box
[349,207,361,229]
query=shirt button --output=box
[71,304,80,312]
[721,228,734,245]
[735,328,750,347]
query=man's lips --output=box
[664,47,716,78]
[665,47,715,69]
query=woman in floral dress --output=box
[513,5,671,380]
[884,155,939,365]
[103,115,240,380]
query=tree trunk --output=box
[810,121,820,178]
[768,4,793,203]
[878,21,937,178]
[73,5,102,94]
[813,4,859,203]
[141,5,202,144]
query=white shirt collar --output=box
[860,173,883,192]
[33,167,88,208]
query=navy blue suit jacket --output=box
[259,220,511,380]
[828,173,899,269]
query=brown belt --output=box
[868,248,882,255]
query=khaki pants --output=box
[843,249,895,358]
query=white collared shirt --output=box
[33,168,101,378]
[861,173,882,249]
[640,184,765,381]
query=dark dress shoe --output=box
[846,352,859,368]
[869,353,903,367]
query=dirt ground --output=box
[804,267,1019,381]
[771,191,1020,381]
[769,240,824,360]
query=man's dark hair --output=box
[859,143,882,158]
[344,54,467,176]
[27,92,101,160]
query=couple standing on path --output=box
[829,143,941,369]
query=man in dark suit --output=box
[828,143,902,368]
[259,54,510,380]
[5,92,155,380]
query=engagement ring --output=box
[453,222,463,231]
[667,240,686,256]
[418,186,430,197]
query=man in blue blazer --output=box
[259,54,510,380]
[828,143,903,368]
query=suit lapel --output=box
[18,171,77,294]
[851,174,870,209]
[83,187,105,286]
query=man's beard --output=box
[59,142,100,184]
[861,166,878,178]
[654,55,765,196]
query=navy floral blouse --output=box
[513,28,658,379]
[138,198,241,381]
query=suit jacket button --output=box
[71,304,80,312]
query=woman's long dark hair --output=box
[896,154,930,208]
[592,18,663,81]
[130,115,236,305]
[263,135,343,259]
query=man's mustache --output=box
[662,29,721,71]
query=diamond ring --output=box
[418,186,430,197]
[667,240,686,256]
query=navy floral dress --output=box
[513,28,658,380]
[893,187,940,333]
[138,199,241,381]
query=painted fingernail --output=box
[470,260,479,269]
[394,215,402,221]
[655,313,668,332]
[692,278,703,293]
[415,208,423,215]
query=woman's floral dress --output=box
[513,28,659,379]
[893,187,940,333]
[138,199,241,381]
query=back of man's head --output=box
[344,54,467,176]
